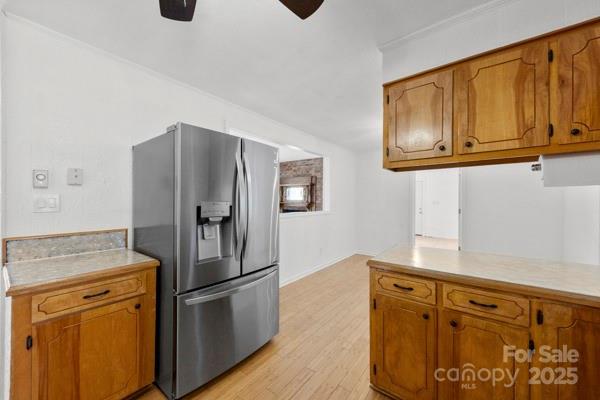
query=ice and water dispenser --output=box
[197,201,233,262]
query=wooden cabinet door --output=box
[455,41,550,154]
[554,22,600,144]
[372,294,436,400]
[386,70,453,161]
[438,311,530,400]
[32,297,142,400]
[531,301,600,400]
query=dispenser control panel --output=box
[200,201,231,218]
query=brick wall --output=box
[280,158,323,211]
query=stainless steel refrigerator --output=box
[133,123,280,399]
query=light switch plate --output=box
[67,168,83,185]
[33,170,49,188]
[33,194,60,213]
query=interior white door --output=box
[415,180,424,236]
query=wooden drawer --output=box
[442,284,529,327]
[31,273,146,323]
[374,271,436,305]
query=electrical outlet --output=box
[67,168,83,185]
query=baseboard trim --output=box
[279,252,356,287]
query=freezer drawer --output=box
[174,266,279,398]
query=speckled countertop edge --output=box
[3,248,159,296]
[368,246,600,305]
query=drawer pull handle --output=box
[393,284,414,292]
[83,289,111,300]
[469,299,498,309]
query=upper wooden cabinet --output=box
[383,17,600,171]
[455,41,549,154]
[386,70,453,161]
[555,22,600,145]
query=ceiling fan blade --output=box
[159,0,197,21]
[279,0,325,20]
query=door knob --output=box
[439,145,446,152]
[465,141,473,148]
[450,320,458,328]
[422,313,430,320]
[571,128,581,136]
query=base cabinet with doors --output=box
[369,266,600,400]
[9,267,158,400]
[383,17,600,171]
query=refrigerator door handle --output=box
[242,152,252,254]
[234,151,245,260]
[183,269,277,305]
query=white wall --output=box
[461,163,566,260]
[355,150,412,256]
[562,186,600,264]
[415,169,459,239]
[461,163,600,264]
[382,0,600,82]
[1,16,357,286]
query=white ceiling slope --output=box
[3,0,493,150]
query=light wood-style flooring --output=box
[415,235,459,250]
[138,255,390,400]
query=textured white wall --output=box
[416,169,459,239]
[355,150,412,256]
[382,0,600,82]
[460,163,600,264]
[460,163,566,260]
[1,16,357,286]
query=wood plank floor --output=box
[138,254,391,400]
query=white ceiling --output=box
[3,0,492,150]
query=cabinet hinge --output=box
[26,335,33,350]
[548,123,554,137]
[386,147,389,158]
[387,95,390,104]
[537,309,544,325]
[529,339,535,353]
[373,299,377,310]
[373,364,377,375]
[548,49,554,62]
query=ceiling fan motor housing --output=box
[160,0,197,21]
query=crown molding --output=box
[378,0,518,52]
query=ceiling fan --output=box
[160,0,325,22]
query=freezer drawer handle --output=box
[184,270,277,306]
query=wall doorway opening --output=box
[412,168,461,250]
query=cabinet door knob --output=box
[422,313,430,320]
[571,128,581,136]
[465,141,473,148]
[439,145,446,152]
[450,320,458,328]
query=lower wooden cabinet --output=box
[10,268,157,400]
[32,297,144,400]
[371,294,436,400]
[370,268,600,400]
[531,301,600,400]
[438,311,530,400]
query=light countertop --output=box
[368,246,600,306]
[3,249,159,296]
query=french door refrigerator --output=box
[133,123,280,399]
